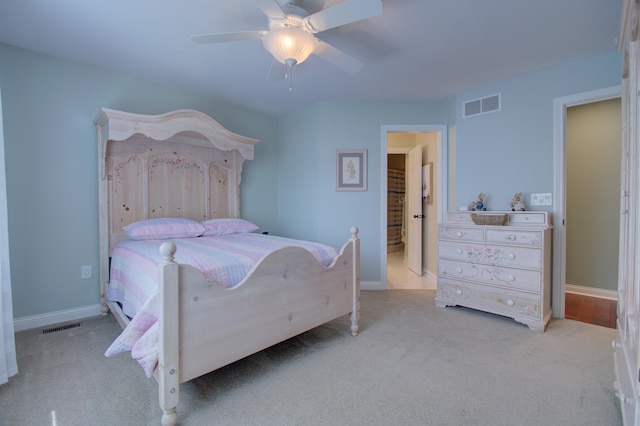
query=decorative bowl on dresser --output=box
[436,211,552,331]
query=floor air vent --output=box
[463,93,501,118]
[41,322,81,335]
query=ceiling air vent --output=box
[463,93,501,118]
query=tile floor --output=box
[386,251,436,290]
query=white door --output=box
[406,145,422,275]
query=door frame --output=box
[380,124,448,289]
[552,85,621,318]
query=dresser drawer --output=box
[438,226,483,242]
[438,259,541,292]
[507,212,548,226]
[438,241,542,270]
[436,278,542,321]
[485,229,543,247]
[446,211,474,223]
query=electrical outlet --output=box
[81,265,92,279]
[530,193,552,206]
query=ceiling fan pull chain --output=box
[289,66,293,92]
[285,58,296,91]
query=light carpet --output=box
[0,290,621,425]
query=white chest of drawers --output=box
[436,211,552,331]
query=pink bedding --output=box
[104,233,340,376]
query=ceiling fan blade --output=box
[313,39,363,74]
[303,0,383,33]
[255,0,286,21]
[267,59,286,81]
[191,31,266,44]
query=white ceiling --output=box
[0,0,622,117]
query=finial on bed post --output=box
[159,242,177,264]
[350,226,359,240]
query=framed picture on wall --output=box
[336,149,367,191]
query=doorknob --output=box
[413,214,425,219]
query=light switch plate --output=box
[81,265,92,279]
[530,193,552,206]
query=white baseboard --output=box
[565,284,617,301]
[362,280,386,291]
[14,304,103,332]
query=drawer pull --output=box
[507,253,515,260]
[456,289,463,296]
[507,275,515,281]
[455,267,463,274]
[456,248,463,254]
[507,299,515,306]
[507,234,516,241]
[616,391,631,405]
[456,231,463,237]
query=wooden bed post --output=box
[350,226,360,336]
[158,242,180,426]
[94,115,110,316]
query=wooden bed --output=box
[94,108,361,425]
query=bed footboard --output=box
[156,227,360,426]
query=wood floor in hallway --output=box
[565,293,617,329]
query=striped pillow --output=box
[123,218,205,240]
[201,218,259,236]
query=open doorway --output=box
[386,148,432,289]
[552,86,621,318]
[381,125,448,290]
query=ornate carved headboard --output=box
[94,108,258,310]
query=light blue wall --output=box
[0,43,279,318]
[276,101,453,281]
[455,51,621,211]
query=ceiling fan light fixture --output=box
[262,26,315,65]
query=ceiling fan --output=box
[191,0,383,90]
